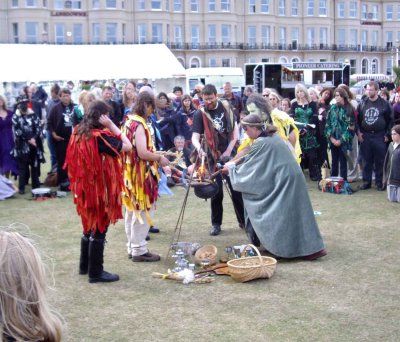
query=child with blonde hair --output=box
[0,231,63,341]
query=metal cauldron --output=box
[193,182,219,199]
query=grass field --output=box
[1,176,399,341]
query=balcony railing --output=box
[4,41,396,53]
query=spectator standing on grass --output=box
[290,83,320,181]
[0,231,63,341]
[325,87,356,181]
[122,92,170,262]
[383,124,400,202]
[392,92,400,125]
[316,87,333,169]
[357,81,393,191]
[176,94,197,148]
[221,81,244,120]
[12,95,45,194]
[65,100,132,283]
[46,83,61,173]
[102,85,122,127]
[0,95,18,177]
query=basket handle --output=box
[242,244,263,265]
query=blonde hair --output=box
[295,83,311,103]
[0,94,8,110]
[0,231,63,341]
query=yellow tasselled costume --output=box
[121,114,160,224]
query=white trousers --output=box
[125,205,155,257]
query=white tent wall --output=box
[0,44,185,82]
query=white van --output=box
[185,67,244,95]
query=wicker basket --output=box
[227,244,277,282]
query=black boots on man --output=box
[79,235,90,275]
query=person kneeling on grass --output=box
[222,114,327,260]
[65,100,132,283]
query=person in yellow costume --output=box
[121,92,170,262]
[236,93,301,164]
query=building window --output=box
[92,23,100,43]
[291,0,298,16]
[92,0,99,9]
[337,2,344,18]
[54,23,64,44]
[174,0,182,11]
[208,24,216,46]
[190,57,201,68]
[221,0,230,12]
[152,23,162,43]
[26,0,37,7]
[371,58,378,74]
[54,0,63,8]
[221,24,231,44]
[151,0,161,10]
[349,2,357,18]
[319,0,326,16]
[190,0,198,12]
[386,5,393,20]
[222,58,231,67]
[278,0,285,16]
[106,23,117,43]
[291,27,299,47]
[209,58,217,67]
[66,0,81,9]
[362,59,368,74]
[261,0,269,13]
[26,22,38,43]
[43,0,47,7]
[386,31,393,48]
[337,28,345,47]
[320,27,327,45]
[248,0,256,13]
[398,5,400,20]
[361,4,367,19]
[261,25,270,46]
[279,27,286,46]
[73,24,83,43]
[12,0,18,7]
[122,23,126,42]
[248,26,256,47]
[174,25,182,47]
[348,59,356,74]
[372,31,378,47]
[371,5,378,20]
[307,0,314,16]
[191,25,200,49]
[106,0,117,9]
[137,0,145,10]
[361,30,368,48]
[349,29,357,48]
[208,0,215,12]
[386,59,393,76]
[137,23,146,43]
[12,23,19,43]
[307,28,315,47]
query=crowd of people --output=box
[1,77,400,340]
[1,79,399,270]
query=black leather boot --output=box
[88,237,119,283]
[79,235,90,275]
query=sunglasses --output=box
[262,94,270,97]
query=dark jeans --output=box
[211,173,244,227]
[359,132,387,186]
[330,145,348,181]
[54,139,69,186]
[16,147,40,192]
[46,130,57,171]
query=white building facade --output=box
[0,0,399,76]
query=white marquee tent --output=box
[0,44,186,82]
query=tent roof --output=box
[0,44,186,82]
